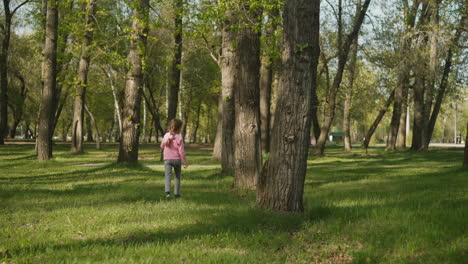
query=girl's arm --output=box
[177,137,188,167]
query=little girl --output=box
[160,119,188,198]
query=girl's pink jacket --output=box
[160,133,187,165]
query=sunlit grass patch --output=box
[1,143,467,263]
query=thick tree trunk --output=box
[212,93,223,160]
[362,90,395,149]
[233,5,262,190]
[37,0,58,161]
[167,0,183,123]
[411,62,425,151]
[256,0,320,212]
[85,104,100,150]
[220,21,237,173]
[117,0,149,163]
[0,2,12,144]
[396,82,409,149]
[71,0,96,153]
[314,0,371,155]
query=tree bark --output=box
[8,73,27,138]
[103,66,122,135]
[212,93,223,160]
[117,0,149,163]
[192,101,202,143]
[37,0,59,161]
[464,121,468,167]
[0,0,12,144]
[260,56,272,153]
[86,114,93,142]
[362,89,395,149]
[85,104,100,150]
[71,0,96,153]
[167,0,183,123]
[314,0,371,155]
[256,0,320,212]
[233,3,262,190]
[396,82,409,149]
[220,19,237,173]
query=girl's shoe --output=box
[175,194,181,198]
[165,192,170,198]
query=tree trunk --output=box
[233,4,262,190]
[85,104,100,150]
[103,66,122,135]
[86,114,93,142]
[256,0,320,212]
[71,0,96,153]
[212,93,223,160]
[8,73,27,139]
[426,3,466,146]
[0,1,12,144]
[192,101,202,143]
[314,0,371,155]
[362,90,395,149]
[220,20,237,173]
[167,0,183,123]
[260,56,272,154]
[396,82,409,149]
[37,0,58,161]
[464,122,468,167]
[117,0,149,163]
[411,61,425,151]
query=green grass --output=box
[1,143,467,263]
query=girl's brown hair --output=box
[166,119,183,146]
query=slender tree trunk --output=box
[167,0,183,123]
[260,56,272,154]
[314,0,371,155]
[212,93,223,160]
[233,4,262,190]
[117,0,149,163]
[464,121,468,167]
[8,74,27,139]
[85,104,100,150]
[86,114,93,142]
[259,8,278,154]
[343,0,361,152]
[71,0,96,153]
[37,0,58,161]
[192,102,201,143]
[362,90,395,149]
[257,0,320,212]
[426,3,466,145]
[396,82,409,149]
[103,67,122,134]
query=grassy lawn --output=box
[1,143,467,263]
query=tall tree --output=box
[0,0,31,144]
[343,0,362,152]
[71,0,97,153]
[232,2,262,189]
[167,0,183,123]
[256,0,320,212]
[37,0,59,160]
[387,0,419,150]
[314,0,371,155]
[117,0,149,163]
[362,89,395,149]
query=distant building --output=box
[329,131,344,142]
